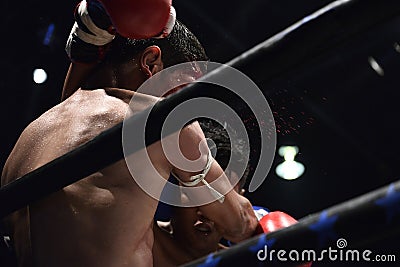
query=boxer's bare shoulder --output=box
[1,88,164,267]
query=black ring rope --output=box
[181,180,400,266]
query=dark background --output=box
[1,0,399,265]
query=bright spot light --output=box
[276,161,305,180]
[368,57,384,76]
[278,146,298,161]
[276,145,305,180]
[33,69,47,84]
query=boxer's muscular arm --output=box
[62,0,115,100]
[203,182,258,244]
[172,122,258,243]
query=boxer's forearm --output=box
[217,192,259,243]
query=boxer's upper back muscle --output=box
[2,88,165,267]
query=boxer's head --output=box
[200,119,250,193]
[107,20,208,68]
[171,193,223,257]
[87,20,208,91]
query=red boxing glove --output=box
[100,0,174,39]
[256,211,312,267]
[66,0,176,63]
[257,211,298,233]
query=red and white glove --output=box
[256,211,312,267]
[65,0,176,63]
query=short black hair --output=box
[198,119,250,190]
[105,20,208,67]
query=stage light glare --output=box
[33,69,47,84]
[276,146,305,180]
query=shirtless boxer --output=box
[1,6,258,267]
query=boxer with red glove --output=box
[62,0,176,99]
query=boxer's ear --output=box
[140,46,163,77]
